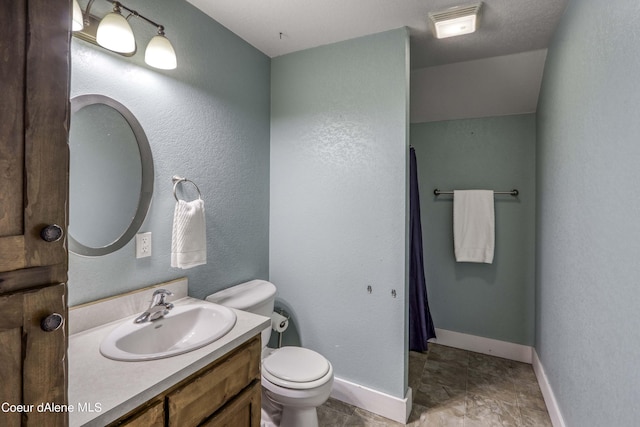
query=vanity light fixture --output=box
[73,0,177,70]
[429,2,483,39]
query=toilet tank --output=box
[206,280,276,347]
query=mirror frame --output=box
[69,94,154,256]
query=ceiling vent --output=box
[429,2,483,39]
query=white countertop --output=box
[68,296,269,426]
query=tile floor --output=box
[318,343,552,426]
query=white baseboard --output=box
[330,377,412,424]
[532,349,566,427]
[430,328,533,363]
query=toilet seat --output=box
[262,347,332,390]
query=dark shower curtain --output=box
[409,146,436,352]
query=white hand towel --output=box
[453,190,495,264]
[171,199,206,269]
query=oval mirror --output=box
[69,95,154,256]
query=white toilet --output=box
[206,280,334,427]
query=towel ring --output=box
[172,175,202,202]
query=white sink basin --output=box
[100,301,237,361]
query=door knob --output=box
[40,313,64,332]
[40,224,63,242]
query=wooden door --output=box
[0,0,70,426]
[0,0,70,291]
[0,284,67,427]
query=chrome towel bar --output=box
[433,189,519,197]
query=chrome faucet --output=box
[134,289,175,323]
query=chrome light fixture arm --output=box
[81,0,97,27]
[106,0,163,32]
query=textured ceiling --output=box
[186,0,569,69]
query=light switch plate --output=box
[136,232,152,258]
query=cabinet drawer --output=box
[201,380,261,427]
[167,336,261,427]
[115,400,164,427]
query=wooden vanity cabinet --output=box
[109,335,262,427]
[0,0,70,426]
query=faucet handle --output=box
[151,289,174,305]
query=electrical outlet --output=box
[136,232,152,258]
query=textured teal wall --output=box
[536,0,640,425]
[69,0,270,306]
[270,28,410,398]
[411,115,536,345]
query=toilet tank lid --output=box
[206,279,276,310]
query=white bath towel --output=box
[171,199,206,269]
[453,190,495,264]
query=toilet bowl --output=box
[261,346,333,427]
[206,280,334,427]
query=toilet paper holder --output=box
[271,309,290,348]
